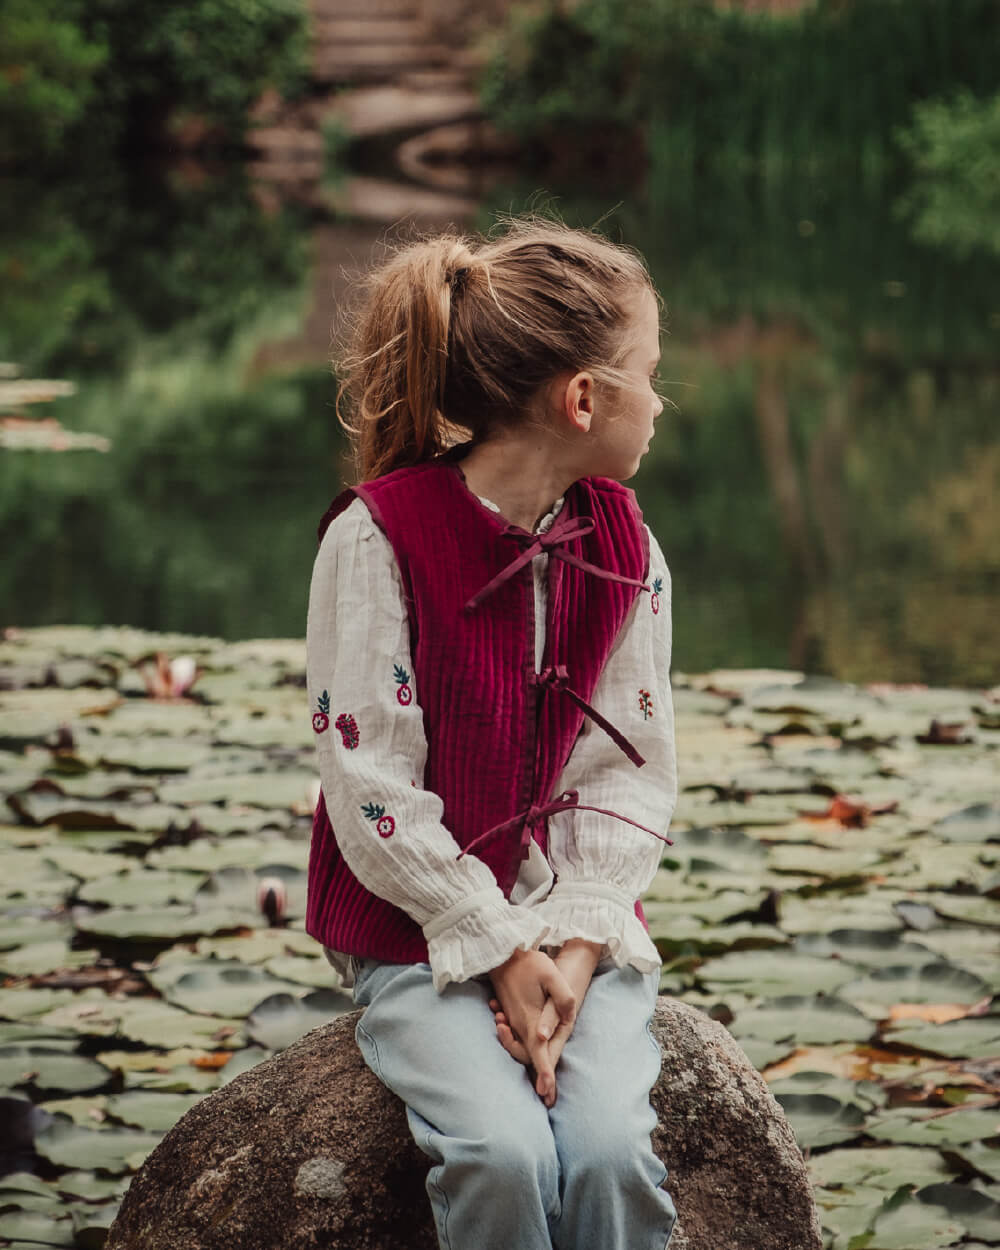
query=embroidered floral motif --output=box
[638,688,654,720]
[651,576,663,615]
[362,801,396,838]
[394,663,413,706]
[335,712,359,749]
[312,690,330,734]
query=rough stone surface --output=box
[105,998,822,1250]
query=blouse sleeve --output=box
[534,527,676,971]
[306,497,549,992]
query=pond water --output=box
[2,155,997,686]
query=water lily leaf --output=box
[264,954,332,987]
[0,1045,110,1094]
[0,940,100,978]
[859,1185,965,1248]
[778,892,908,935]
[0,1209,76,1245]
[731,996,875,1045]
[191,926,319,964]
[97,700,214,737]
[77,868,206,908]
[697,949,856,997]
[882,1016,1000,1059]
[0,850,78,903]
[642,891,771,927]
[948,1143,1000,1183]
[731,1036,797,1070]
[0,1023,78,1046]
[808,1145,958,1190]
[194,862,306,919]
[244,988,354,1051]
[0,912,72,951]
[0,987,79,1019]
[922,893,1000,928]
[104,1090,204,1131]
[931,803,1000,844]
[70,1199,121,1248]
[769,1070,886,1108]
[73,903,247,942]
[103,999,244,1050]
[158,770,317,808]
[148,835,298,873]
[838,962,991,1010]
[0,688,122,749]
[865,1106,1000,1147]
[214,714,314,749]
[33,1113,162,1173]
[889,842,997,891]
[916,1183,1000,1241]
[0,1171,58,1199]
[797,930,936,967]
[147,959,306,1017]
[53,1171,130,1202]
[38,1093,108,1124]
[772,1091,867,1149]
[217,1045,272,1085]
[766,843,887,878]
[664,825,768,872]
[39,843,132,880]
[92,737,208,773]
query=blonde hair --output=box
[336,217,656,482]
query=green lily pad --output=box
[778,891,907,935]
[731,1036,797,1070]
[922,892,1000,928]
[0,987,79,1019]
[77,868,206,908]
[665,825,768,870]
[767,843,887,878]
[865,1106,1000,1147]
[74,903,247,942]
[157,770,317,808]
[0,940,100,978]
[837,962,991,1008]
[218,1045,272,1085]
[93,737,209,773]
[948,1143,1000,1183]
[797,930,936,967]
[104,1089,205,1131]
[808,1145,958,1191]
[858,1185,965,1248]
[0,850,78,903]
[106,999,244,1050]
[191,926,319,964]
[916,1183,1000,1241]
[194,863,306,919]
[882,1015,1000,1060]
[0,1209,76,1245]
[0,1045,110,1094]
[34,1112,162,1173]
[769,1070,886,1108]
[244,988,354,1051]
[772,1092,867,1149]
[70,1199,121,1248]
[147,959,306,1017]
[264,954,338,987]
[53,1171,130,1202]
[730,995,874,1045]
[697,949,856,997]
[39,1093,109,1124]
[932,803,1000,844]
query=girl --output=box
[305,217,678,1250]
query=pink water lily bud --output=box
[257,877,288,927]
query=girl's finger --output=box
[496,1021,530,1065]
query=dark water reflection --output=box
[2,163,997,686]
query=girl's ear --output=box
[562,371,595,433]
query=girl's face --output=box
[592,288,664,481]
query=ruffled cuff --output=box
[533,880,661,973]
[423,891,551,992]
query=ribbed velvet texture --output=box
[306,462,649,963]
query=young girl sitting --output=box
[306,216,678,1250]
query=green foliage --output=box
[482,0,1000,170]
[0,0,107,161]
[896,90,1000,258]
[0,0,307,165]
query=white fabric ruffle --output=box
[426,901,551,992]
[535,883,661,973]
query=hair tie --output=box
[449,266,470,296]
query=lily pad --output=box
[932,803,1000,844]
[837,962,991,1009]
[74,903,247,942]
[77,868,207,908]
[244,988,354,1051]
[0,1045,110,1094]
[772,1091,867,1149]
[730,995,875,1045]
[916,1183,1000,1241]
[797,930,936,967]
[697,949,856,997]
[104,1089,205,1131]
[808,1145,958,1190]
[0,1209,76,1245]
[882,1015,1000,1060]
[157,770,317,809]
[147,959,306,1017]
[865,1106,1000,1147]
[0,940,100,978]
[33,1113,162,1173]
[858,1185,965,1248]
[769,1070,886,1108]
[194,863,306,919]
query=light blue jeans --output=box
[353,957,676,1250]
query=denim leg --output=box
[353,960,560,1250]
[548,964,676,1250]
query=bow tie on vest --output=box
[461,506,672,867]
[464,510,649,612]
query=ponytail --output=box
[336,218,653,482]
[338,236,475,481]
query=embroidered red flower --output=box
[638,688,654,720]
[651,576,663,615]
[394,663,413,706]
[335,712,360,749]
[362,801,396,838]
[313,690,330,733]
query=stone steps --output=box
[313,41,455,82]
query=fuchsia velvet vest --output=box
[305,460,650,964]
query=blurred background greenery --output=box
[1,0,997,685]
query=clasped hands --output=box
[488,939,602,1108]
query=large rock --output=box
[106,998,821,1250]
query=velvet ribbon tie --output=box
[464,512,650,612]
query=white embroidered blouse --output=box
[306,492,677,992]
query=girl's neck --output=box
[457,430,583,532]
